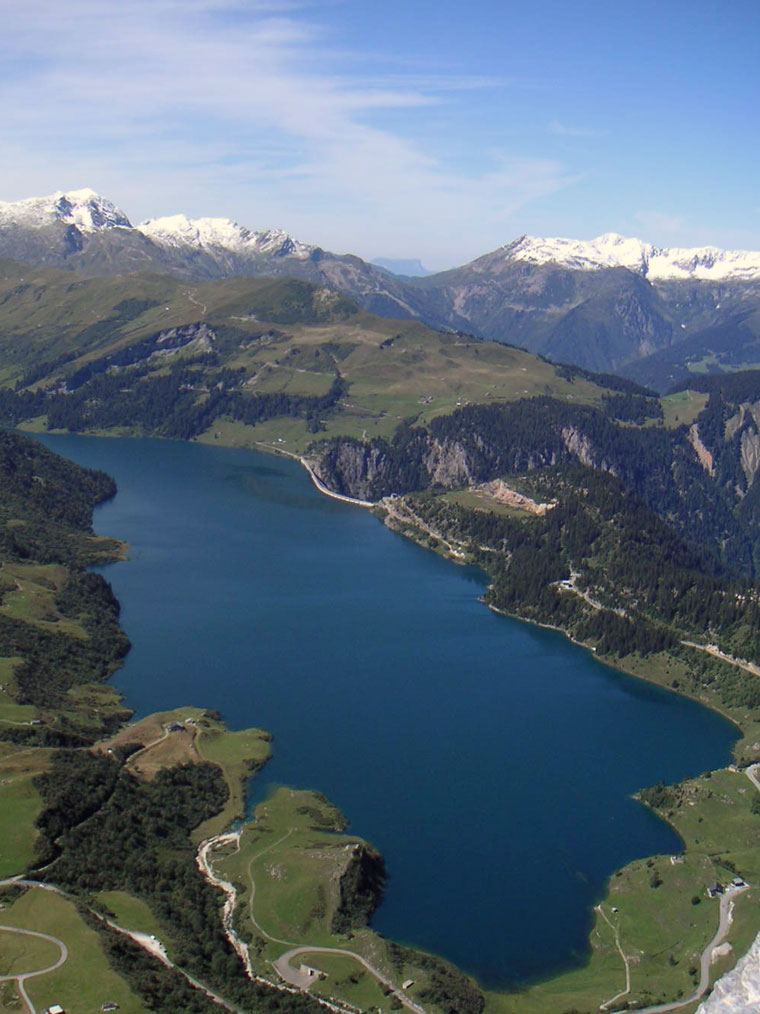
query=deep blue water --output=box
[37,434,738,988]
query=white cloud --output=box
[0,0,578,265]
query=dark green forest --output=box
[0,360,346,438]
[31,750,330,1014]
[384,463,760,671]
[318,395,758,573]
[0,430,129,745]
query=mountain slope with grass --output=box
[5,191,760,386]
[3,259,760,583]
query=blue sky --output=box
[1,0,758,268]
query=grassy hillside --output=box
[0,258,616,453]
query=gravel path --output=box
[0,924,68,1014]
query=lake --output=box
[36,433,738,989]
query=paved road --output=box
[0,924,68,1014]
[254,443,374,508]
[273,946,425,1014]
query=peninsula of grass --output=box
[215,786,366,951]
[487,765,760,1014]
[209,785,484,1014]
[99,706,272,840]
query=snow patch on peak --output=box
[0,189,132,233]
[505,233,652,273]
[647,245,760,281]
[138,215,252,250]
[253,228,314,258]
[138,216,314,259]
[0,189,317,262]
[504,232,760,281]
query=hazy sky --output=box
[1,0,758,268]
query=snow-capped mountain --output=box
[504,232,760,282]
[138,215,314,259]
[0,188,315,262]
[0,188,133,234]
[3,188,760,284]
[3,187,760,386]
[0,187,338,286]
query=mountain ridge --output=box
[4,187,760,282]
[4,188,760,385]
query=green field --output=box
[194,722,272,840]
[0,747,51,877]
[0,563,86,638]
[307,952,395,1010]
[0,927,62,976]
[212,786,446,1013]
[0,887,147,1014]
[660,390,710,429]
[196,319,608,453]
[96,891,168,945]
[441,486,542,518]
[217,787,360,948]
[0,658,38,726]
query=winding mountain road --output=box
[198,829,425,1014]
[273,945,425,1013]
[0,925,68,1014]
[618,885,747,1014]
[604,759,760,1014]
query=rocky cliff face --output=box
[331,843,386,934]
[313,391,760,576]
[313,441,392,501]
[424,439,475,487]
[741,427,760,487]
[696,932,760,1014]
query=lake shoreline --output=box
[30,430,750,1012]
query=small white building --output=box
[299,964,326,982]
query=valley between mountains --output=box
[3,189,760,1014]
[4,188,760,387]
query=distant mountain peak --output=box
[0,188,133,233]
[503,232,760,281]
[138,214,314,259]
[371,257,432,277]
